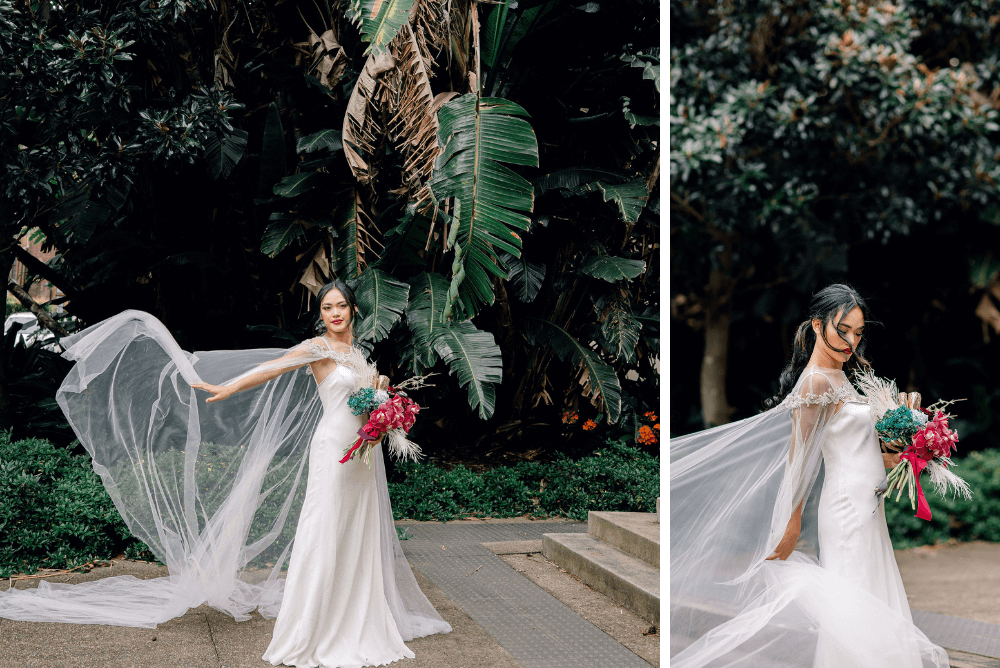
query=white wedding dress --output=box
[263,345,416,667]
[670,365,949,667]
[0,311,452,655]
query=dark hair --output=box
[766,284,873,408]
[314,280,359,338]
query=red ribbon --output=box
[339,425,383,464]
[339,437,365,464]
[900,452,932,521]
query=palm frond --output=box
[332,190,379,279]
[428,93,539,318]
[405,271,450,367]
[499,250,545,302]
[347,0,415,55]
[343,52,395,185]
[600,300,642,363]
[431,320,503,419]
[385,24,445,206]
[526,318,622,423]
[351,267,410,343]
[579,254,646,282]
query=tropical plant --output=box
[0,0,660,455]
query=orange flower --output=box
[653,423,660,431]
[643,411,657,420]
[561,410,579,425]
[582,419,597,431]
[638,424,658,445]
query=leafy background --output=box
[1,0,660,466]
[671,0,1000,459]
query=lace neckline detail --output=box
[779,382,857,410]
[803,365,846,375]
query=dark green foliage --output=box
[534,440,659,521]
[670,0,1000,436]
[0,433,153,578]
[388,438,659,522]
[1,0,659,460]
[887,450,1000,548]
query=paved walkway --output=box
[397,519,653,668]
[0,518,655,668]
[898,541,1000,666]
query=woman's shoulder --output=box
[302,337,357,360]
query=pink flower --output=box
[911,411,959,461]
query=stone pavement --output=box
[0,518,659,668]
[897,541,1000,667]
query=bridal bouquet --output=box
[339,369,435,467]
[856,369,971,521]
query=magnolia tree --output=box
[0,0,659,452]
[671,0,1000,428]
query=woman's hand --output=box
[765,501,802,561]
[190,382,235,403]
[883,452,901,469]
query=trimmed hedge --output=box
[388,438,660,522]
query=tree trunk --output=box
[700,286,732,428]
[699,232,735,428]
[7,282,69,337]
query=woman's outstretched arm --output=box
[190,347,314,403]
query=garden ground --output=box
[0,518,658,668]
[3,525,999,667]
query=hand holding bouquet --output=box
[340,371,435,467]
[856,369,971,521]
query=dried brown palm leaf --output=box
[308,29,349,89]
[296,237,334,295]
[384,24,456,206]
[408,0,449,66]
[445,0,472,91]
[343,52,396,184]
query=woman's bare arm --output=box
[765,499,803,561]
[190,347,314,403]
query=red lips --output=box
[843,348,852,354]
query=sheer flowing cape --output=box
[670,367,947,667]
[0,310,451,638]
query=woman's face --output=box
[321,289,352,336]
[813,305,864,364]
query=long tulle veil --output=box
[0,310,451,639]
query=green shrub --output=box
[0,432,661,577]
[388,438,660,522]
[0,432,153,577]
[536,440,660,521]
[887,449,1000,548]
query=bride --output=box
[0,280,452,665]
[670,284,950,667]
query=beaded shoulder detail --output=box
[779,382,859,410]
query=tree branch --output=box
[6,282,69,337]
[13,245,82,301]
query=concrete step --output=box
[587,511,660,569]
[542,532,660,624]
